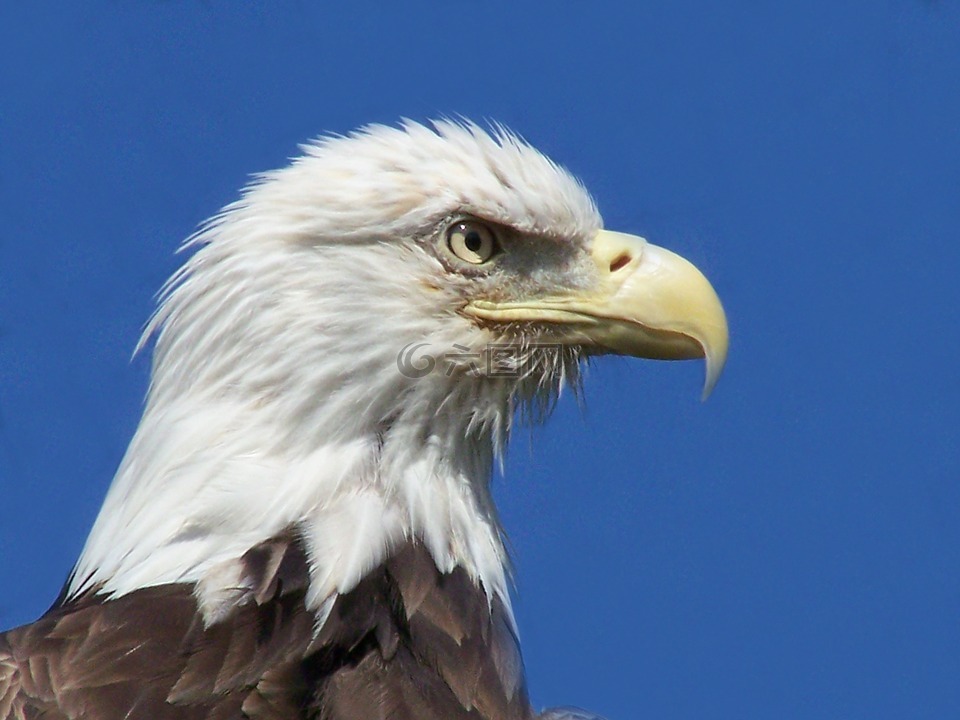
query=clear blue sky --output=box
[1,2,958,718]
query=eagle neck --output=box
[69,368,515,629]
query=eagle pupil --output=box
[465,231,483,253]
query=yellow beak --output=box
[464,230,729,398]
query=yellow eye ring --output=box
[446,221,499,265]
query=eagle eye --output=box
[446,221,499,265]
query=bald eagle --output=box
[0,121,727,720]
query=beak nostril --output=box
[609,253,632,273]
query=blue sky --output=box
[1,2,958,718]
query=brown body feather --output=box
[0,537,533,720]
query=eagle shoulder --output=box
[0,536,532,720]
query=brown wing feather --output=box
[0,536,535,720]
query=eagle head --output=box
[69,120,727,626]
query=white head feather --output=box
[69,120,602,626]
